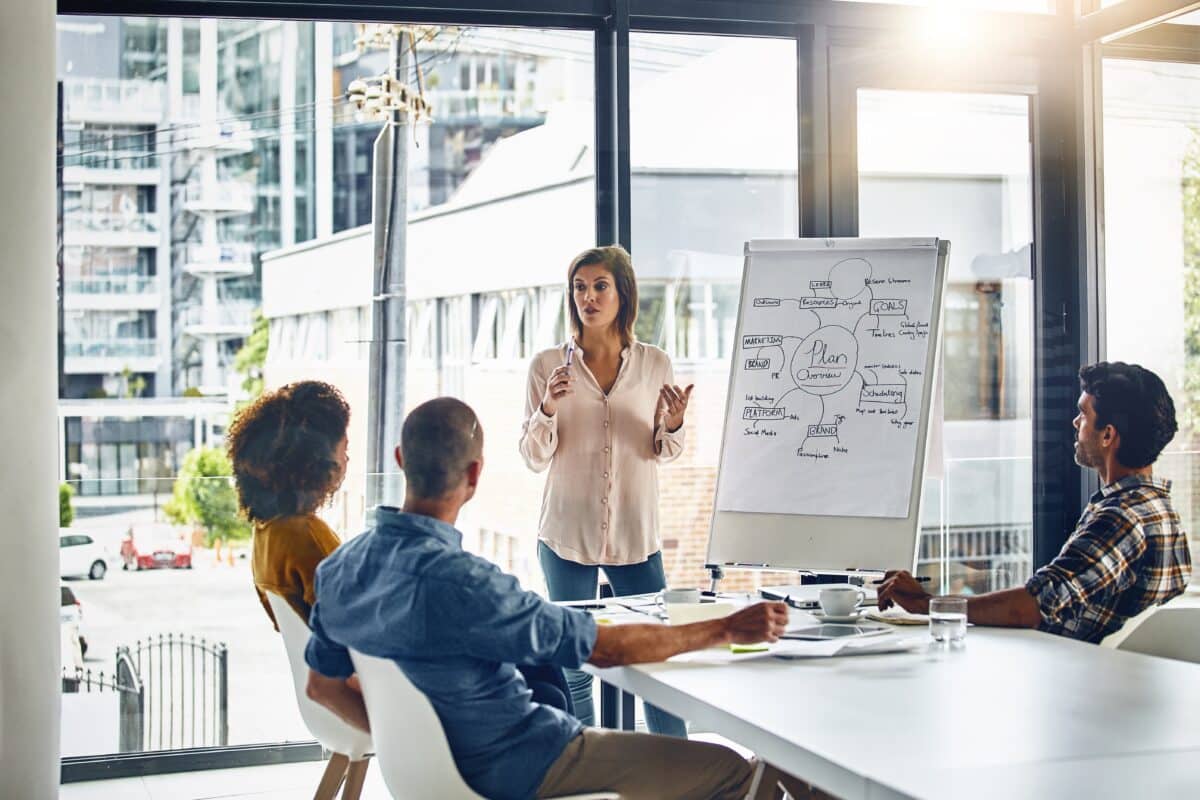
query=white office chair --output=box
[1102,604,1200,664]
[267,593,374,800]
[348,648,619,800]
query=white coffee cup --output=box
[655,587,702,608]
[819,586,866,617]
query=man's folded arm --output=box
[303,600,370,733]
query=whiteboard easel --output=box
[705,238,949,577]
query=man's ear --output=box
[394,445,404,469]
[1102,424,1120,449]
[465,459,483,488]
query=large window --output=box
[858,89,1034,594]
[48,0,1156,780]
[1102,55,1200,562]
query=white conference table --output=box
[585,618,1200,799]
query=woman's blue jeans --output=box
[538,541,688,738]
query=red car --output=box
[122,524,193,570]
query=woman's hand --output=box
[658,383,694,432]
[540,365,575,417]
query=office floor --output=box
[59,760,391,800]
[59,732,747,799]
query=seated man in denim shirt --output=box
[876,362,1191,643]
[303,397,806,800]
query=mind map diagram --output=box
[716,247,938,520]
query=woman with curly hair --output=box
[226,380,351,629]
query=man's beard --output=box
[1074,440,1096,469]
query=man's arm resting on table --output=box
[306,669,371,733]
[964,587,1042,628]
[587,602,789,668]
[876,571,1042,629]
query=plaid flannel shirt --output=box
[1025,474,1192,644]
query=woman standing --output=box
[520,245,693,736]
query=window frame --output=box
[57,0,1182,782]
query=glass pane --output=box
[1102,57,1200,564]
[629,33,799,592]
[57,17,597,761]
[858,89,1034,594]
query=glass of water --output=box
[929,596,968,643]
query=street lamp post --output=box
[347,25,435,510]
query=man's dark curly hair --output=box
[226,381,351,522]
[1079,361,1177,469]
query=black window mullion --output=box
[1031,49,1091,569]
[594,21,618,246]
[614,0,631,251]
[797,23,830,238]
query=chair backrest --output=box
[349,648,484,800]
[266,593,373,760]
[1108,605,1200,664]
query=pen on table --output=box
[870,576,931,584]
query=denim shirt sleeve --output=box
[436,557,597,668]
[304,597,355,679]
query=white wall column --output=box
[0,0,61,796]
[280,21,298,248]
[314,22,334,239]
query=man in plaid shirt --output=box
[877,361,1192,644]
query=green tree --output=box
[59,482,75,527]
[164,447,250,546]
[1183,126,1200,437]
[234,310,269,405]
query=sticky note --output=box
[729,642,769,654]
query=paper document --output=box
[668,634,922,665]
[715,243,939,518]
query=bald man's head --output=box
[399,397,483,500]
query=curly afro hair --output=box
[226,381,351,522]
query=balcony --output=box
[63,338,159,374]
[63,78,164,125]
[63,211,160,248]
[184,182,254,217]
[63,275,159,311]
[181,302,256,339]
[62,149,159,186]
[426,88,542,123]
[182,243,255,278]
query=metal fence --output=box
[63,634,227,753]
[62,648,143,753]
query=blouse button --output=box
[603,472,609,478]
[601,523,608,530]
[603,446,610,453]
[601,497,608,504]
[603,421,609,428]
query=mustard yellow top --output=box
[251,513,340,630]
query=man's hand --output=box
[588,601,791,667]
[875,570,931,615]
[723,601,790,644]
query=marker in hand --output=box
[565,341,575,368]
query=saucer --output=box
[812,611,865,624]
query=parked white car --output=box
[59,529,108,580]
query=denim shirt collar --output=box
[374,506,463,548]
